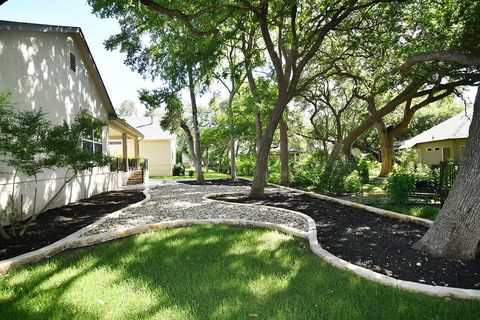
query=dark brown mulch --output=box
[213,190,480,290]
[0,189,145,261]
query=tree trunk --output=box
[230,134,237,180]
[250,95,289,198]
[413,86,480,261]
[279,117,289,186]
[180,121,197,167]
[205,147,209,173]
[375,123,396,177]
[187,66,204,184]
[246,67,263,156]
[323,141,343,182]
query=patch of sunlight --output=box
[0,286,15,301]
[257,231,293,251]
[212,299,242,318]
[169,200,204,209]
[248,275,291,300]
[36,257,100,291]
[150,305,195,319]
[4,261,58,286]
[58,269,163,318]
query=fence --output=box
[109,157,147,173]
[439,161,461,205]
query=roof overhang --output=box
[108,117,144,140]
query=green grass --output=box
[150,171,230,180]
[1,226,477,319]
[371,203,440,220]
[360,179,440,220]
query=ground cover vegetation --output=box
[1,226,479,319]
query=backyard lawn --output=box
[150,171,230,180]
[353,178,441,220]
[1,225,477,319]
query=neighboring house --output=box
[109,116,176,176]
[399,109,471,165]
[0,20,143,223]
[270,147,304,162]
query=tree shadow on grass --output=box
[1,225,479,319]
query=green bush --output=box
[267,156,281,184]
[386,170,416,204]
[236,154,256,177]
[357,158,370,184]
[414,164,439,192]
[344,170,363,193]
[173,163,185,176]
[321,158,354,194]
[290,150,325,189]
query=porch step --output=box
[127,170,144,185]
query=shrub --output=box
[173,163,185,176]
[356,158,370,184]
[386,170,416,204]
[290,150,325,189]
[236,154,256,177]
[267,156,281,184]
[415,164,439,193]
[344,170,363,193]
[321,157,354,194]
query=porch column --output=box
[134,138,139,158]
[122,132,129,172]
[134,138,140,170]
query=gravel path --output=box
[81,181,309,236]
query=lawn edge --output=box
[208,182,480,301]
[1,180,478,301]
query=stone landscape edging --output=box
[207,188,480,300]
[267,182,434,227]
[1,180,479,301]
[0,218,307,276]
[0,186,152,275]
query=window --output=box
[69,52,76,72]
[442,147,452,161]
[426,148,432,152]
[82,128,103,154]
[434,147,440,151]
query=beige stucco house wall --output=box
[400,109,471,166]
[110,117,176,176]
[413,139,467,166]
[0,21,141,224]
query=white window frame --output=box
[82,128,103,155]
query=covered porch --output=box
[108,117,148,184]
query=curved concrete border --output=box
[1,182,479,301]
[265,181,434,227]
[0,186,153,275]
[208,191,480,300]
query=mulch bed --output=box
[0,189,145,261]
[212,186,480,290]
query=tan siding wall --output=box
[414,138,468,165]
[0,30,124,221]
[109,139,176,176]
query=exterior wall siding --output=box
[109,139,176,176]
[414,138,468,166]
[0,29,124,223]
